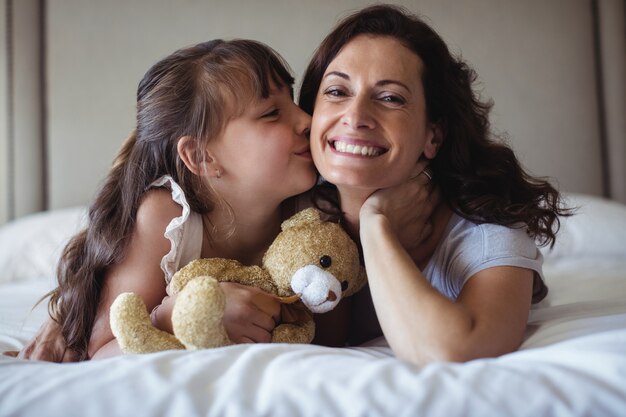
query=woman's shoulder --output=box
[430,214,544,300]
[447,215,538,260]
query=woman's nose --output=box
[341,96,375,130]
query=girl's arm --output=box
[359,212,533,365]
[153,282,281,345]
[17,189,280,361]
[10,189,177,362]
[88,189,178,359]
[89,189,281,358]
[12,319,80,362]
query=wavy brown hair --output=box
[48,39,295,359]
[299,4,571,249]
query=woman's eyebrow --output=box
[323,71,411,92]
[376,80,411,92]
[324,71,349,80]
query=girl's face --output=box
[310,35,440,191]
[211,83,316,203]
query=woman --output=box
[299,4,569,365]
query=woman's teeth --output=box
[332,141,383,156]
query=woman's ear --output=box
[177,136,222,178]
[423,122,444,160]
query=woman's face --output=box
[310,35,440,191]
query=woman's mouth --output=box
[329,139,387,157]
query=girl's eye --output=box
[262,108,280,118]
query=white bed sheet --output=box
[1,195,626,417]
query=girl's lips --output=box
[295,149,312,159]
[328,137,388,157]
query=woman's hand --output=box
[220,282,281,344]
[360,162,439,251]
[5,318,79,362]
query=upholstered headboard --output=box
[1,0,624,225]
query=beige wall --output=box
[45,0,606,210]
[2,0,624,220]
[599,0,626,203]
[12,0,44,216]
[1,0,44,221]
[0,1,7,224]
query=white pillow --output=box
[0,194,623,282]
[540,193,626,261]
[0,207,87,284]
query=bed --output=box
[1,193,625,417]
[1,0,625,416]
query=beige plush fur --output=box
[110,208,366,353]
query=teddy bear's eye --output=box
[341,281,349,291]
[319,255,332,268]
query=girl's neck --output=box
[202,200,284,265]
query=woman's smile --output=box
[311,34,436,190]
[328,137,388,157]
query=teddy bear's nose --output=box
[327,291,337,302]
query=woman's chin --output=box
[320,168,394,189]
[324,176,388,193]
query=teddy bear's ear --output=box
[281,208,323,231]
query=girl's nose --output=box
[294,105,312,137]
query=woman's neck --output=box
[336,185,452,269]
[335,187,372,241]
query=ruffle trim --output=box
[150,175,193,284]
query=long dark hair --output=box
[299,4,571,249]
[48,39,294,359]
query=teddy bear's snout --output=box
[290,265,343,314]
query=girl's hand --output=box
[7,318,79,362]
[360,162,439,251]
[220,282,281,344]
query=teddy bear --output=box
[109,208,367,353]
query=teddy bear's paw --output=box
[271,320,315,344]
[172,276,231,349]
[110,292,185,354]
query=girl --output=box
[17,39,317,360]
[299,5,571,365]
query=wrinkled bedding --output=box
[1,194,625,417]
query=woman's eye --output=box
[379,95,406,105]
[323,87,347,98]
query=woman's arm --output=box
[359,211,533,365]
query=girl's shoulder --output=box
[136,188,184,237]
[281,191,315,221]
[284,190,340,223]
